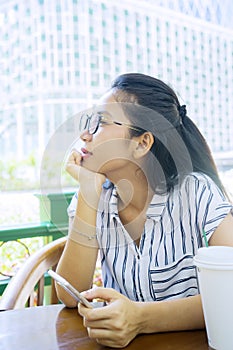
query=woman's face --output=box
[79,91,139,179]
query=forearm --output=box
[68,191,100,246]
[56,151,106,307]
[136,295,205,334]
[56,191,100,307]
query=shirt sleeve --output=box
[67,191,78,219]
[193,173,233,242]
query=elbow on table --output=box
[55,284,78,308]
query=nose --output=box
[80,129,93,142]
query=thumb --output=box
[82,287,119,303]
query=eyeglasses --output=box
[79,113,143,135]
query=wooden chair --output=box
[0,236,67,310]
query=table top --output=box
[0,304,209,350]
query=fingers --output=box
[78,287,120,320]
[81,309,132,348]
[78,288,137,348]
[78,287,128,324]
[87,328,128,348]
[65,150,82,181]
[87,328,129,348]
[65,150,106,188]
[78,300,108,322]
[82,286,120,303]
[66,149,82,167]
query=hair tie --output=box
[178,105,187,125]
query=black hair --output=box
[111,73,226,195]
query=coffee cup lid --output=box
[194,246,233,269]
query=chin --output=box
[82,159,101,173]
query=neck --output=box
[107,167,154,212]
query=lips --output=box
[81,147,93,159]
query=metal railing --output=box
[0,191,75,295]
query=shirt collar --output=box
[109,186,168,218]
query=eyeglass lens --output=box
[79,113,100,134]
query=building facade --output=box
[0,0,233,162]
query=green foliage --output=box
[0,237,45,278]
[0,192,43,279]
[0,192,40,225]
[0,152,39,191]
[0,151,77,191]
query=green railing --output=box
[0,191,75,295]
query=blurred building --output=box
[0,0,233,164]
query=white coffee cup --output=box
[194,246,233,350]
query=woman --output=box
[56,73,233,348]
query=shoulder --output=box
[167,172,231,212]
[181,172,224,196]
[178,172,231,211]
[182,172,214,185]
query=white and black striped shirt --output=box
[68,173,232,302]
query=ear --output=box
[133,132,154,159]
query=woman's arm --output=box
[56,150,106,307]
[209,211,233,246]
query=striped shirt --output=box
[68,173,232,302]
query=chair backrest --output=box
[0,236,67,310]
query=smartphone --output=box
[48,270,93,308]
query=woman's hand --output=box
[66,149,106,187]
[78,287,142,348]
[66,150,106,208]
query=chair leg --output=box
[50,265,59,304]
[29,291,35,307]
[37,277,45,306]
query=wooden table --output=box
[0,304,209,349]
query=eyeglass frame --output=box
[79,112,144,135]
